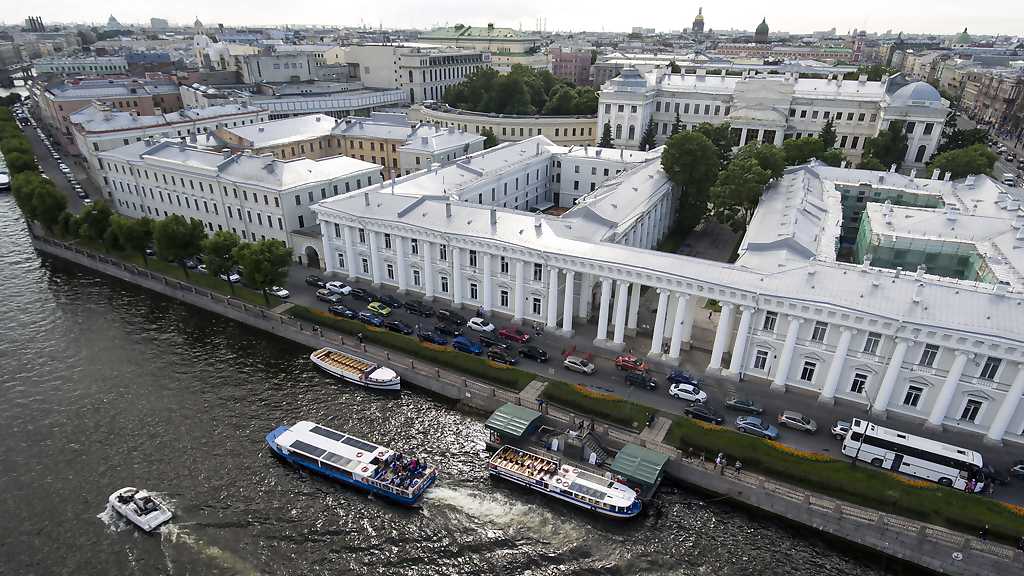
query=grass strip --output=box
[539,380,655,430]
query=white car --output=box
[197,264,208,274]
[326,281,351,295]
[82,198,93,206]
[669,382,707,403]
[219,272,241,283]
[270,286,290,298]
[467,317,495,332]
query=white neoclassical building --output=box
[311,137,1024,446]
[597,68,949,168]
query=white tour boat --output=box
[267,421,436,506]
[310,347,400,390]
[108,487,172,531]
[488,445,642,518]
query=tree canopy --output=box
[932,127,988,157]
[709,142,785,233]
[638,117,657,151]
[479,127,499,149]
[233,239,293,304]
[111,215,155,264]
[856,157,888,171]
[692,122,734,170]
[818,117,837,149]
[154,214,207,278]
[782,137,846,167]
[927,144,998,180]
[661,131,720,228]
[201,230,241,294]
[443,65,598,116]
[77,200,115,251]
[12,172,67,231]
[598,122,613,148]
[861,120,909,171]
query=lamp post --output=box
[851,418,867,468]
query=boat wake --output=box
[423,485,584,543]
[160,524,264,576]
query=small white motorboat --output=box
[108,487,172,531]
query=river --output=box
[0,192,907,575]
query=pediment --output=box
[733,84,794,105]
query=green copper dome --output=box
[952,28,971,46]
[755,18,769,34]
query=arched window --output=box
[615,124,622,139]
[556,173,561,183]
[915,145,927,163]
[410,88,415,102]
[628,125,636,140]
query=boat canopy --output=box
[485,403,542,440]
[609,443,669,486]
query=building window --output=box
[851,136,860,149]
[532,297,542,315]
[439,245,447,261]
[469,250,477,267]
[851,373,868,394]
[338,253,346,269]
[297,215,304,228]
[923,123,934,135]
[811,321,828,342]
[295,195,301,206]
[412,269,421,286]
[903,385,924,407]
[800,361,817,382]
[753,349,768,370]
[500,289,509,307]
[919,344,939,367]
[960,400,982,423]
[386,264,394,280]
[980,357,1002,380]
[469,283,478,300]
[384,233,392,250]
[410,239,418,255]
[361,258,370,274]
[440,276,449,293]
[533,263,543,281]
[762,311,778,332]
[863,332,881,355]
[334,223,341,237]
[358,228,366,243]
[500,256,509,274]
[839,135,848,148]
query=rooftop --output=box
[70,102,258,134]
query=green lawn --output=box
[655,223,696,255]
[540,380,655,430]
[703,299,722,312]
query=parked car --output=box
[1011,460,1024,478]
[82,198,93,206]
[326,281,352,295]
[487,346,517,365]
[736,416,779,440]
[467,317,495,332]
[384,320,414,335]
[498,327,530,343]
[76,190,87,199]
[367,302,392,316]
[197,264,208,274]
[316,289,343,304]
[615,355,648,372]
[831,421,851,441]
[667,370,702,388]
[981,464,1010,486]
[327,304,357,319]
[626,370,657,389]
[452,336,482,355]
[724,395,763,414]
[437,309,466,326]
[183,258,198,269]
[518,345,548,362]
[669,382,706,403]
[378,294,402,309]
[435,323,462,337]
[305,275,326,288]
[478,332,508,349]
[349,287,378,303]
[269,286,290,299]
[357,310,384,327]
[564,355,595,375]
[219,271,241,283]
[684,404,724,425]
[417,330,447,346]
[404,300,435,317]
[778,411,818,434]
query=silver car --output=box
[563,355,595,375]
[778,410,818,434]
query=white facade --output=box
[238,52,319,84]
[343,44,491,104]
[397,124,486,176]
[34,55,128,75]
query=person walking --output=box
[709,310,713,320]
[980,525,989,541]
[1018,535,1024,551]
[734,461,742,476]
[698,450,706,467]
[686,448,693,461]
[356,332,363,344]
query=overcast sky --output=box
[8,1,1018,37]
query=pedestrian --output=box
[715,454,722,467]
[709,310,713,320]
[686,447,693,461]
[629,348,634,355]
[698,450,706,467]
[980,525,989,541]
[578,420,585,433]
[356,332,363,344]
[663,343,670,354]
[478,306,484,317]
[1018,536,1024,551]
[537,398,543,410]
[735,461,742,476]
[415,324,419,333]
[313,325,320,335]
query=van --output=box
[1004,174,1016,187]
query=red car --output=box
[615,355,648,372]
[498,327,530,343]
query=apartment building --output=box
[343,44,491,103]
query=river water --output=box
[0,193,905,575]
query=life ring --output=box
[561,466,569,474]
[361,466,369,473]
[572,468,579,474]
[634,487,641,495]
[356,451,364,458]
[377,451,385,458]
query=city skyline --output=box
[6,0,1020,37]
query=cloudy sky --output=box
[8,1,1017,37]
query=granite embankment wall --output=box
[32,234,1024,576]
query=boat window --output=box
[321,451,354,469]
[566,481,606,501]
[310,425,347,442]
[290,451,322,468]
[340,436,378,453]
[289,439,327,459]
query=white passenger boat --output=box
[488,445,641,518]
[108,487,172,531]
[0,150,10,191]
[310,347,400,390]
[267,421,436,506]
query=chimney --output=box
[841,160,847,168]
[445,202,452,217]
[965,175,976,186]
[894,266,903,279]
[534,213,542,229]
[427,158,433,170]
[912,282,924,303]
[970,203,978,216]
[909,168,917,180]
[836,76,842,87]
[421,136,429,145]
[947,210,959,222]
[996,281,1010,295]
[1009,199,1021,212]
[915,264,927,280]
[859,73,868,83]
[1013,213,1024,229]
[872,268,883,286]
[364,192,370,206]
[889,164,897,172]
[932,168,941,179]
[490,207,497,226]
[222,150,231,159]
[861,254,873,270]
[536,142,540,155]
[943,172,952,181]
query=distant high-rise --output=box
[692,8,705,35]
[150,18,169,30]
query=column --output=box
[679,295,696,346]
[871,338,910,419]
[925,350,974,430]
[546,266,559,329]
[985,365,1024,445]
[594,278,612,343]
[561,269,575,336]
[322,222,336,276]
[770,316,804,392]
[344,226,358,282]
[647,289,670,356]
[368,230,382,287]
[577,272,592,319]
[513,259,525,322]
[649,204,661,247]
[626,282,641,335]
[482,253,493,313]
[706,302,734,374]
[423,240,435,300]
[451,246,463,307]
[667,292,689,360]
[395,236,408,294]
[644,213,654,249]
[660,197,671,239]
[724,306,755,380]
[818,327,855,404]
[612,280,629,346]
[629,226,638,247]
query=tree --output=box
[598,122,613,148]
[111,215,155,264]
[693,121,734,170]
[733,141,785,180]
[783,137,826,165]
[153,214,207,278]
[856,157,888,171]
[0,137,33,158]
[638,117,658,151]
[32,184,68,232]
[5,151,37,175]
[671,112,682,136]
[233,239,293,305]
[928,144,998,180]
[480,127,498,149]
[818,117,837,149]
[77,201,115,252]
[668,60,681,73]
[202,230,240,294]
[862,120,909,171]
[57,210,76,238]
[661,131,720,228]
[709,157,771,233]
[818,148,848,167]
[932,127,988,157]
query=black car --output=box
[487,346,517,365]
[350,287,378,303]
[404,300,435,317]
[479,332,509,349]
[327,304,357,319]
[305,274,325,288]
[378,295,402,309]
[357,310,384,327]
[437,309,466,326]
[435,322,462,337]
[626,370,657,390]
[684,403,724,425]
[418,330,447,346]
[384,320,414,335]
[981,464,1010,486]
[518,345,548,362]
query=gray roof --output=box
[70,103,257,134]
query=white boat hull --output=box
[108,487,172,531]
[310,348,400,390]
